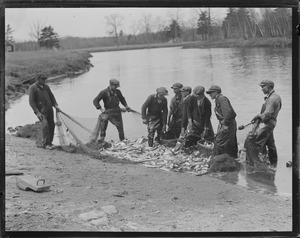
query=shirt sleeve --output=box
[118,90,128,107]
[162,99,168,125]
[260,96,281,123]
[218,96,235,126]
[28,85,39,114]
[187,96,195,121]
[93,90,105,109]
[204,98,212,128]
[46,85,58,107]
[141,95,152,119]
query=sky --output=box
[5,8,228,42]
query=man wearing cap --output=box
[245,80,281,166]
[167,83,183,138]
[185,86,214,147]
[93,79,131,142]
[141,87,168,147]
[206,85,238,158]
[29,73,61,150]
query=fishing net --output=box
[55,110,144,163]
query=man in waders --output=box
[93,79,131,142]
[180,86,192,137]
[141,87,168,147]
[244,80,281,167]
[185,86,214,147]
[166,83,183,139]
[206,85,238,158]
[29,73,61,150]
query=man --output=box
[93,79,131,142]
[186,86,214,147]
[167,83,183,138]
[141,87,168,147]
[206,85,238,158]
[29,73,61,150]
[180,86,192,137]
[245,80,282,166]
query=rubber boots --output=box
[148,136,154,147]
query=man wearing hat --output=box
[245,80,282,166]
[29,73,61,150]
[93,79,131,142]
[206,85,238,158]
[141,87,168,147]
[166,83,183,138]
[185,86,214,147]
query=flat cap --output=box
[171,83,183,89]
[156,87,168,95]
[259,80,274,88]
[180,86,192,93]
[193,86,205,95]
[109,79,120,86]
[206,85,222,94]
[36,73,47,80]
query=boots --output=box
[148,136,154,147]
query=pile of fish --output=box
[99,137,214,175]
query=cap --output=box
[193,86,205,95]
[206,85,222,94]
[180,86,192,93]
[109,79,120,86]
[36,73,47,80]
[171,83,183,89]
[156,87,168,95]
[259,80,274,88]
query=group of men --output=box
[29,74,281,166]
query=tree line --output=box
[6,8,292,52]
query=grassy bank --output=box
[5,50,93,109]
[182,37,292,49]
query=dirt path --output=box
[5,134,292,232]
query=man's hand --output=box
[36,112,44,122]
[142,119,148,124]
[100,108,106,113]
[251,114,261,124]
[201,128,208,138]
[55,106,61,112]
[125,106,131,112]
[187,120,193,133]
[162,125,166,132]
[221,125,229,132]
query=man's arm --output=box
[93,90,105,110]
[141,95,152,120]
[28,85,39,114]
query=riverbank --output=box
[5,134,293,233]
[5,50,93,110]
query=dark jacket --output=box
[29,82,57,115]
[141,94,168,125]
[181,94,191,129]
[187,95,212,129]
[93,87,128,110]
[169,93,183,120]
[214,94,236,126]
[260,90,281,127]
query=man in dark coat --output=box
[244,80,282,166]
[180,86,192,137]
[141,87,168,147]
[167,83,183,138]
[206,85,238,158]
[93,79,131,142]
[29,73,61,150]
[185,86,214,147]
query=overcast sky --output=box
[5,8,229,42]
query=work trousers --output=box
[244,123,278,165]
[168,118,182,139]
[100,112,124,141]
[147,116,163,140]
[214,119,238,158]
[40,109,55,147]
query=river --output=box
[6,46,293,197]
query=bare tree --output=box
[105,13,124,48]
[29,18,47,51]
[139,12,152,45]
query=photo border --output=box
[1,0,299,237]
